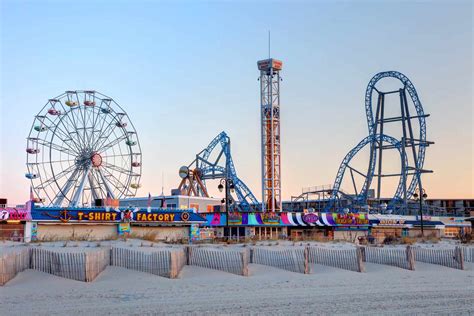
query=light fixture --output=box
[218,183,224,192]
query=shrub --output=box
[383,235,397,245]
[141,231,158,242]
[457,232,472,244]
[401,236,416,245]
[103,234,119,241]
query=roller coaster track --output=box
[182,131,258,210]
[327,71,431,212]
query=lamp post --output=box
[413,188,427,237]
[218,178,235,239]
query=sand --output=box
[1,240,473,315]
[1,259,473,314]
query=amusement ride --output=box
[325,71,433,212]
[24,70,432,215]
[26,90,142,207]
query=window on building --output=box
[444,227,459,237]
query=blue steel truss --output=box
[327,71,430,212]
[364,71,427,199]
[326,134,407,211]
[193,131,259,210]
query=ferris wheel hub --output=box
[91,152,103,168]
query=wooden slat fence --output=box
[29,247,110,282]
[188,247,248,276]
[413,247,464,270]
[250,247,309,274]
[0,248,30,285]
[461,247,473,263]
[308,247,364,272]
[362,246,414,270]
[110,247,174,278]
[30,247,86,281]
[85,248,110,282]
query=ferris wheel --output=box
[26,90,142,207]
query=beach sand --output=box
[1,243,473,315]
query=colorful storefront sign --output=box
[228,212,243,225]
[302,213,319,224]
[369,214,446,229]
[261,213,280,225]
[30,222,38,241]
[333,213,369,226]
[190,224,200,241]
[117,222,131,235]
[0,205,32,222]
[31,206,206,224]
[203,212,370,227]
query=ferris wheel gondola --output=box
[26,90,142,207]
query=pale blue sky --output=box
[1,0,472,204]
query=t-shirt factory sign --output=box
[32,207,205,224]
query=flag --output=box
[162,197,167,209]
[106,192,112,206]
[147,193,151,208]
[105,192,111,212]
[147,193,152,213]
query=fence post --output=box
[356,246,365,273]
[0,255,6,285]
[241,250,249,277]
[360,246,366,262]
[85,252,91,282]
[249,248,254,264]
[406,246,415,271]
[455,246,464,270]
[304,246,311,274]
[169,251,177,279]
[185,246,191,265]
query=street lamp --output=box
[413,188,428,237]
[218,178,235,239]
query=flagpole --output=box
[161,171,164,196]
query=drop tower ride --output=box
[258,58,283,212]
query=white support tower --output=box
[258,58,282,212]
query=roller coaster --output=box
[176,131,258,211]
[176,71,433,214]
[326,71,433,212]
